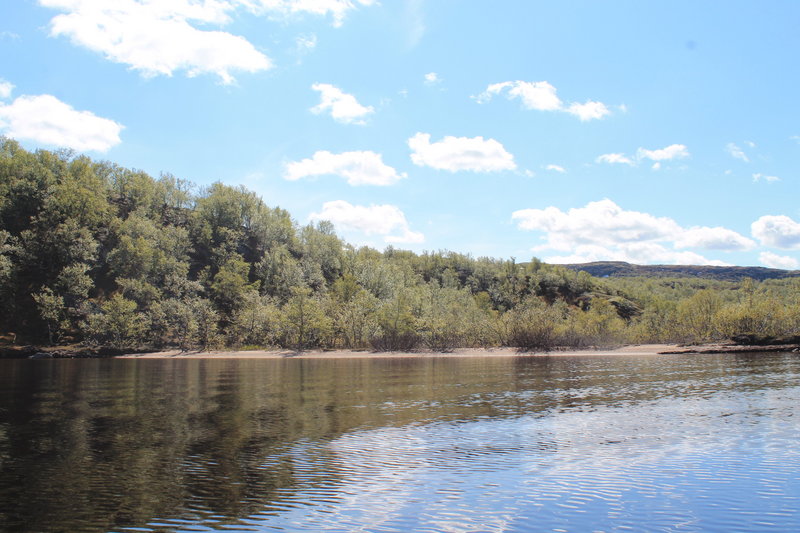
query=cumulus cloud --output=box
[543,243,729,266]
[0,94,123,152]
[311,83,374,124]
[0,80,13,99]
[752,173,780,182]
[310,200,424,244]
[40,0,271,84]
[244,0,375,27]
[511,199,750,265]
[565,100,611,121]
[408,132,516,172]
[752,215,800,249]
[595,144,689,169]
[726,142,749,162]
[284,150,406,186]
[675,226,756,251]
[476,81,562,111]
[424,72,440,85]
[637,144,690,161]
[474,80,611,121]
[596,153,634,165]
[513,200,681,250]
[759,251,799,270]
[545,164,566,173]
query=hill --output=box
[561,261,800,282]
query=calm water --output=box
[1,353,799,533]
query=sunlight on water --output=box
[0,353,799,532]
[246,387,800,532]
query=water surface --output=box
[0,352,798,532]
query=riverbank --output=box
[4,342,797,359]
[116,345,670,359]
[115,342,800,359]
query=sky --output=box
[1,0,799,269]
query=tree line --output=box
[1,138,798,352]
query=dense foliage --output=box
[1,138,798,352]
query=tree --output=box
[84,294,146,349]
[193,298,221,351]
[209,255,258,317]
[33,288,67,344]
[676,289,723,342]
[330,274,379,349]
[227,291,279,347]
[280,287,332,350]
[372,288,421,351]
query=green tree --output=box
[227,291,279,347]
[330,274,379,349]
[33,287,67,344]
[85,294,146,349]
[280,287,332,350]
[676,289,723,342]
[209,255,258,317]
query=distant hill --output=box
[560,261,800,282]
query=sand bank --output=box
[116,344,681,359]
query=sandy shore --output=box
[116,344,680,359]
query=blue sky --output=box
[1,0,799,268]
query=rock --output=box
[28,352,53,359]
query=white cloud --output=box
[752,215,800,249]
[311,83,374,125]
[0,94,123,152]
[0,80,13,99]
[424,72,440,85]
[752,173,780,182]
[243,0,375,27]
[512,199,749,265]
[596,144,688,169]
[40,0,272,84]
[759,251,799,270]
[284,150,406,186]
[545,164,566,173]
[543,243,729,266]
[408,132,516,172]
[596,153,634,165]
[675,226,756,251]
[637,144,690,161]
[474,80,611,121]
[726,142,749,162]
[310,200,424,244]
[296,33,317,53]
[513,200,682,251]
[566,100,611,121]
[476,81,562,111]
[40,0,375,81]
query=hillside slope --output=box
[561,261,800,282]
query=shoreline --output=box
[3,342,798,360]
[114,342,800,359]
[116,345,670,359]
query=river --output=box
[0,352,798,532]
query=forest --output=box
[1,137,799,353]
